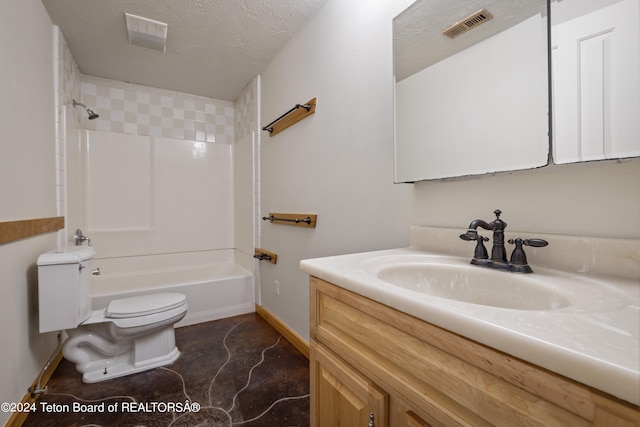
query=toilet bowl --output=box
[37,246,188,383]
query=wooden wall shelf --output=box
[262,98,316,137]
[0,217,64,245]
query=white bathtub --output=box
[90,250,255,327]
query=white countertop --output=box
[300,247,640,405]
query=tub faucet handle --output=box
[253,253,272,261]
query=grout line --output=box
[228,336,281,413]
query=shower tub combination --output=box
[91,250,254,327]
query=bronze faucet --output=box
[460,210,548,273]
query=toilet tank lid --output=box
[106,293,187,318]
[37,247,96,266]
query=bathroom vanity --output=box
[301,227,640,426]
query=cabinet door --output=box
[311,343,388,427]
[390,396,471,427]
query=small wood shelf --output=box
[263,98,316,137]
[0,217,64,245]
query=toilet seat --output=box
[107,293,186,318]
[82,293,188,328]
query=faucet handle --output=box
[460,232,489,259]
[508,238,548,267]
[459,230,478,241]
[522,238,548,248]
[508,238,527,265]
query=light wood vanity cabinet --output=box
[309,276,640,427]
[312,343,388,427]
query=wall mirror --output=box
[393,0,550,182]
[551,0,640,164]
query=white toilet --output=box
[37,246,188,383]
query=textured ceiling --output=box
[42,0,328,101]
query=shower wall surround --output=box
[80,75,234,144]
[233,76,262,303]
[234,77,261,249]
[234,76,259,143]
[53,26,82,250]
[69,76,239,259]
[52,27,248,265]
[53,26,241,258]
[72,130,234,259]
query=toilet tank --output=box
[37,246,96,333]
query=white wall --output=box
[412,158,640,239]
[260,0,640,343]
[0,0,59,423]
[260,0,414,342]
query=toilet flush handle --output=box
[74,228,92,246]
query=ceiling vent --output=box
[442,9,493,39]
[125,13,168,52]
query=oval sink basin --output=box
[374,262,572,310]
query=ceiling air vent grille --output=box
[125,13,168,52]
[442,9,493,39]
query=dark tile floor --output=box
[23,313,310,427]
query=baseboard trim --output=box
[255,304,309,359]
[4,351,63,427]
